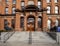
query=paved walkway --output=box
[0,31,60,46]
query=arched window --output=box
[47,20,51,29]
[21,0,25,9]
[4,19,8,29]
[20,17,24,28]
[38,0,41,9]
[11,19,15,28]
[38,17,42,28]
[55,20,58,26]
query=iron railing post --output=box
[29,31,32,44]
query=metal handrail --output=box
[0,31,15,43]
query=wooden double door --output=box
[27,22,35,31]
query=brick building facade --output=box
[0,0,60,31]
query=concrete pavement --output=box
[0,31,60,46]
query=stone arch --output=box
[27,15,35,31]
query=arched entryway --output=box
[27,15,35,31]
[38,17,42,31]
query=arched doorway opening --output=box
[38,17,42,31]
[27,15,35,31]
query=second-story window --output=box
[12,7,16,14]
[21,1,25,9]
[47,6,51,14]
[6,0,9,4]
[5,7,8,14]
[13,0,16,4]
[38,0,41,9]
[55,0,58,3]
[46,0,51,3]
[55,6,59,14]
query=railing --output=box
[0,31,15,43]
[28,31,60,45]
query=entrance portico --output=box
[15,5,47,31]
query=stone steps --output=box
[6,32,56,43]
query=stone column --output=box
[15,0,21,31]
[0,18,4,30]
[15,13,20,31]
[41,0,47,31]
[8,0,12,14]
[51,0,55,14]
[42,11,47,31]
